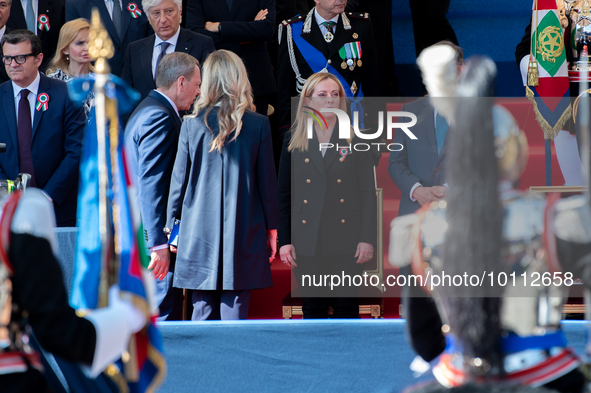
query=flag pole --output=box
[88,9,116,308]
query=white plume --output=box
[417,44,458,123]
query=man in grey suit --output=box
[124,52,201,320]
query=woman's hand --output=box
[354,242,373,264]
[267,229,277,263]
[279,244,297,268]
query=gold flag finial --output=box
[88,8,114,74]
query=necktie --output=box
[112,0,122,39]
[154,42,171,84]
[226,0,232,11]
[17,89,36,186]
[435,113,448,155]
[25,0,36,33]
[321,21,336,32]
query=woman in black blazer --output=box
[167,50,279,320]
[277,72,377,318]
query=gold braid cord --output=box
[526,86,573,140]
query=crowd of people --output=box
[0,0,461,320]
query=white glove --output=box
[108,285,146,334]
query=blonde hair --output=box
[288,72,349,152]
[47,19,95,75]
[191,50,255,152]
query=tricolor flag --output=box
[526,0,572,185]
[69,75,166,393]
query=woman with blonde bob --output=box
[47,18,94,114]
[167,50,279,320]
[277,72,377,319]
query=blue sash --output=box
[291,20,365,128]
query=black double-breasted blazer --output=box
[278,129,377,257]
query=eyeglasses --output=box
[2,53,35,65]
[149,8,176,19]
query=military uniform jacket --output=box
[277,9,380,132]
[278,130,377,257]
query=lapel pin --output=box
[36,93,49,112]
[127,3,142,18]
[38,14,50,31]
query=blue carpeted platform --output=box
[157,320,590,393]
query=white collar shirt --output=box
[20,0,37,28]
[104,0,122,20]
[154,89,179,117]
[13,71,40,127]
[314,8,339,37]
[152,27,180,78]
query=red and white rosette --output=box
[36,93,49,112]
[127,3,142,18]
[37,14,50,31]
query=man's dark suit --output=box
[6,0,65,71]
[0,74,84,226]
[0,27,11,84]
[277,11,379,133]
[124,90,182,320]
[66,0,151,76]
[186,0,276,111]
[122,27,214,101]
[388,97,446,362]
[388,98,447,216]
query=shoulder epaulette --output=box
[280,15,303,26]
[346,12,370,20]
[279,15,303,44]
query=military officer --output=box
[276,0,379,136]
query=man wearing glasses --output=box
[0,29,84,226]
[122,0,214,102]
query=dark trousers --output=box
[294,255,363,319]
[191,289,251,320]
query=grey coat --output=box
[167,108,279,290]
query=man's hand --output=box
[267,229,277,263]
[431,185,447,199]
[205,21,220,32]
[254,9,268,21]
[148,248,171,281]
[412,186,445,206]
[354,242,374,264]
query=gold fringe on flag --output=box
[526,85,572,140]
[528,57,539,87]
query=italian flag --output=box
[527,0,572,185]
